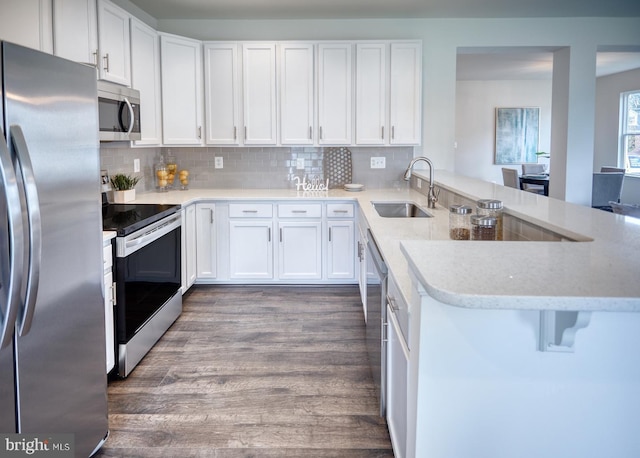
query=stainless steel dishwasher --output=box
[366,229,387,416]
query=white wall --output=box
[455,80,552,185]
[595,68,640,204]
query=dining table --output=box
[519,174,549,196]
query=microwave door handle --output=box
[0,128,25,349]
[123,97,134,135]
[10,125,41,337]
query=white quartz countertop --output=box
[125,170,640,312]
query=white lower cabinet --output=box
[228,203,274,279]
[102,237,115,374]
[277,203,323,280]
[326,203,355,280]
[181,204,197,292]
[229,220,274,279]
[195,203,216,280]
[386,298,409,458]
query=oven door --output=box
[115,212,181,343]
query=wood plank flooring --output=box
[95,285,393,457]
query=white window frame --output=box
[620,89,640,176]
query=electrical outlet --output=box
[417,178,422,188]
[215,157,223,169]
[370,157,386,169]
[133,158,140,173]
[296,158,305,170]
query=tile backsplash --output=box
[100,143,414,192]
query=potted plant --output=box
[110,173,140,203]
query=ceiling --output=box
[126,0,640,79]
[128,0,640,20]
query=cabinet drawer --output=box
[327,203,354,218]
[278,203,322,218]
[229,203,273,218]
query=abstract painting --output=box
[495,107,540,164]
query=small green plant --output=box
[110,173,140,191]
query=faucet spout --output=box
[403,157,438,209]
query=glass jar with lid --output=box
[477,199,503,240]
[165,152,178,189]
[449,204,472,240]
[471,215,497,241]
[155,156,169,192]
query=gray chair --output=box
[501,168,519,189]
[520,164,546,194]
[600,166,625,174]
[592,172,624,211]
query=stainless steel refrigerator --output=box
[0,42,108,456]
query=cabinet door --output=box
[53,0,97,65]
[386,303,409,458]
[160,33,203,145]
[389,42,422,145]
[229,221,273,279]
[278,221,322,280]
[131,18,162,145]
[195,203,216,280]
[0,0,53,53]
[204,43,240,145]
[97,0,130,86]
[318,43,353,145]
[356,43,387,145]
[357,222,368,314]
[327,220,355,279]
[279,43,314,145]
[102,240,115,373]
[242,43,277,145]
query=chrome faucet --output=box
[403,157,438,209]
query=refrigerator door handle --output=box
[0,128,25,349]
[10,125,42,337]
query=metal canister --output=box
[449,205,472,240]
[471,215,497,241]
[477,199,503,240]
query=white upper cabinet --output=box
[160,33,203,145]
[389,41,422,145]
[279,43,315,145]
[130,18,162,145]
[242,43,277,145]
[52,0,97,66]
[0,0,53,53]
[317,43,353,145]
[355,43,387,145]
[204,42,241,145]
[97,0,131,86]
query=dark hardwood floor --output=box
[95,285,393,457]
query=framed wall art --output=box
[494,107,540,164]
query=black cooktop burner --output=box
[102,203,180,236]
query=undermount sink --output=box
[372,201,433,218]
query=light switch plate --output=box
[133,158,140,173]
[296,158,305,170]
[215,157,223,169]
[370,157,386,169]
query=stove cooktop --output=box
[102,203,180,236]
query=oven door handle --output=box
[121,213,181,257]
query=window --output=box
[621,90,640,174]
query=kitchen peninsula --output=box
[129,169,640,458]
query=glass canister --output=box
[471,215,497,241]
[449,205,472,240]
[155,157,169,192]
[477,199,503,240]
[165,152,178,189]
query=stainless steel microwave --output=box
[97,81,141,142]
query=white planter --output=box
[113,189,135,203]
